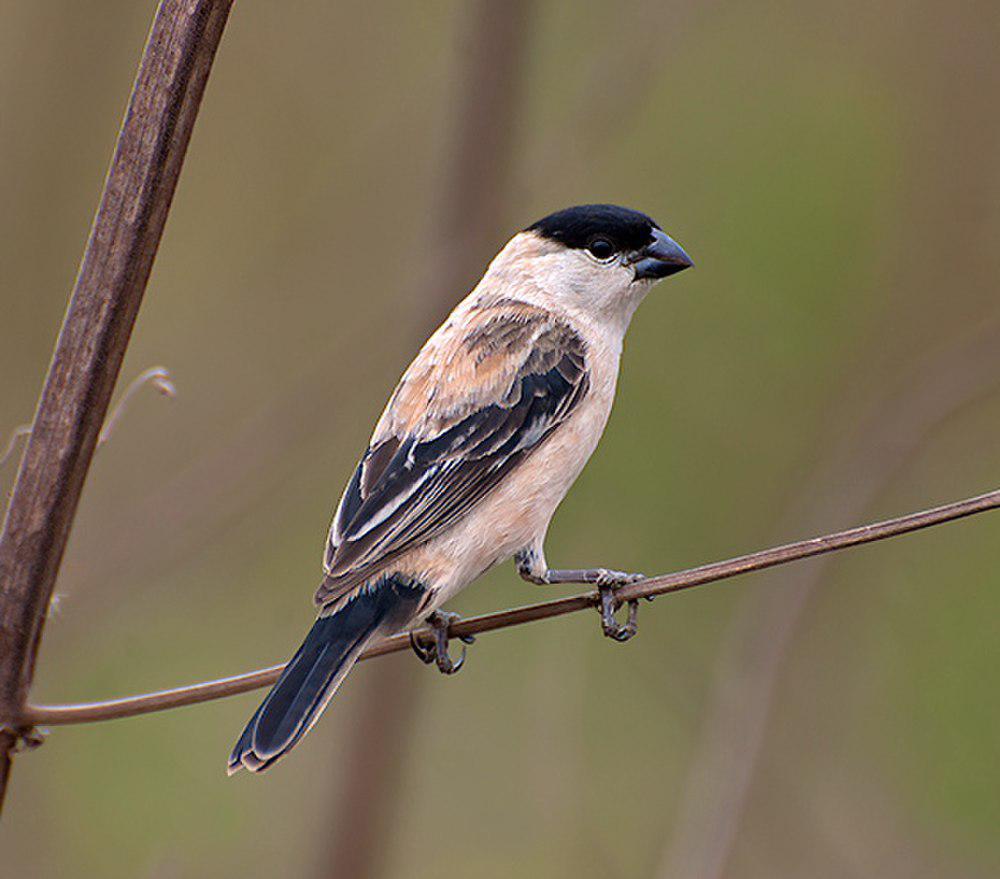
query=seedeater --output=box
[228,204,692,774]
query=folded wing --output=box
[315,302,589,608]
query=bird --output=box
[228,204,692,774]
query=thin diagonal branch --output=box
[0,0,232,813]
[20,485,1000,727]
[658,323,1000,879]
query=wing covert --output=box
[317,303,588,607]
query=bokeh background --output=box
[2,1,999,876]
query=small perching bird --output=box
[228,204,692,774]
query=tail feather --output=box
[227,574,425,775]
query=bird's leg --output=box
[408,610,475,675]
[514,546,644,642]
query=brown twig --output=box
[98,366,176,445]
[0,0,232,813]
[19,485,1000,727]
[1,367,176,477]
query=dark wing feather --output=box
[316,315,588,607]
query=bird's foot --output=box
[592,569,643,643]
[408,610,475,675]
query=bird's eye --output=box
[587,238,616,261]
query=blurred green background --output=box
[2,1,999,877]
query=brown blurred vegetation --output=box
[1,1,999,877]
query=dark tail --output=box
[227,575,424,775]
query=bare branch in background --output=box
[412,0,534,329]
[18,484,1000,727]
[321,4,534,876]
[0,0,232,813]
[317,657,421,879]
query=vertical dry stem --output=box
[0,0,232,813]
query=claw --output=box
[408,629,435,665]
[409,611,475,675]
[596,575,642,643]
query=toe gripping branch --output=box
[598,585,640,642]
[591,570,644,643]
[409,611,476,675]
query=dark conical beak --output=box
[632,229,693,280]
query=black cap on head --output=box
[526,204,660,253]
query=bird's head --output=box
[490,204,692,325]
